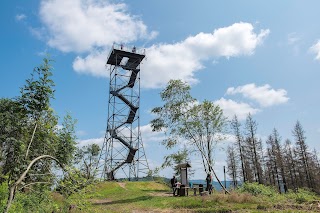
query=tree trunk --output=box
[5,155,63,213]
[25,122,37,159]
[196,144,230,194]
[231,116,246,183]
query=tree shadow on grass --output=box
[141,189,169,192]
[92,196,153,206]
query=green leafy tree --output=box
[56,113,77,166]
[161,145,191,176]
[75,144,101,180]
[151,79,229,192]
[55,143,100,197]
[55,169,88,197]
[0,99,27,184]
[0,58,77,213]
[19,58,55,159]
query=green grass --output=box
[48,181,320,212]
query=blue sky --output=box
[1,0,320,180]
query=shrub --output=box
[237,182,277,197]
[226,192,253,203]
[55,169,89,196]
[286,188,318,204]
[9,190,61,213]
[0,182,8,212]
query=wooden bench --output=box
[192,184,204,196]
[172,186,190,196]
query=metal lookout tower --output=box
[98,43,149,180]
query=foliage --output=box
[237,182,277,197]
[160,145,190,176]
[151,79,195,149]
[55,113,77,166]
[8,190,60,213]
[0,182,8,212]
[55,169,89,197]
[0,58,78,212]
[286,188,319,204]
[75,143,101,180]
[151,79,227,174]
[1,58,60,186]
[0,99,27,184]
[19,57,55,120]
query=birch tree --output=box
[151,80,229,192]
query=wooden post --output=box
[224,166,226,194]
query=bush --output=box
[9,190,62,213]
[286,188,318,204]
[226,191,253,203]
[55,169,90,196]
[0,182,8,212]
[237,182,277,197]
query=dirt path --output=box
[118,182,127,190]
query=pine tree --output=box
[226,145,238,188]
[292,121,312,188]
[244,114,263,184]
[230,115,246,183]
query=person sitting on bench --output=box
[170,176,177,195]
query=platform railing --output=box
[112,43,145,55]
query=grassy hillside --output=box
[49,180,320,213]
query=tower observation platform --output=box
[97,43,149,180]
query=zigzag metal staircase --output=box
[104,44,147,180]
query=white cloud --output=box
[226,83,289,107]
[183,22,269,58]
[76,124,163,148]
[141,22,269,88]
[310,40,320,61]
[37,0,270,89]
[29,27,47,41]
[38,2,270,89]
[39,0,157,53]
[73,50,108,77]
[287,33,302,56]
[77,137,104,147]
[76,130,87,137]
[74,22,270,88]
[287,33,300,45]
[16,14,27,21]
[214,98,259,120]
[140,124,165,145]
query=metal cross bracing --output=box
[97,43,149,180]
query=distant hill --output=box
[190,179,238,190]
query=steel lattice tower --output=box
[98,44,149,180]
